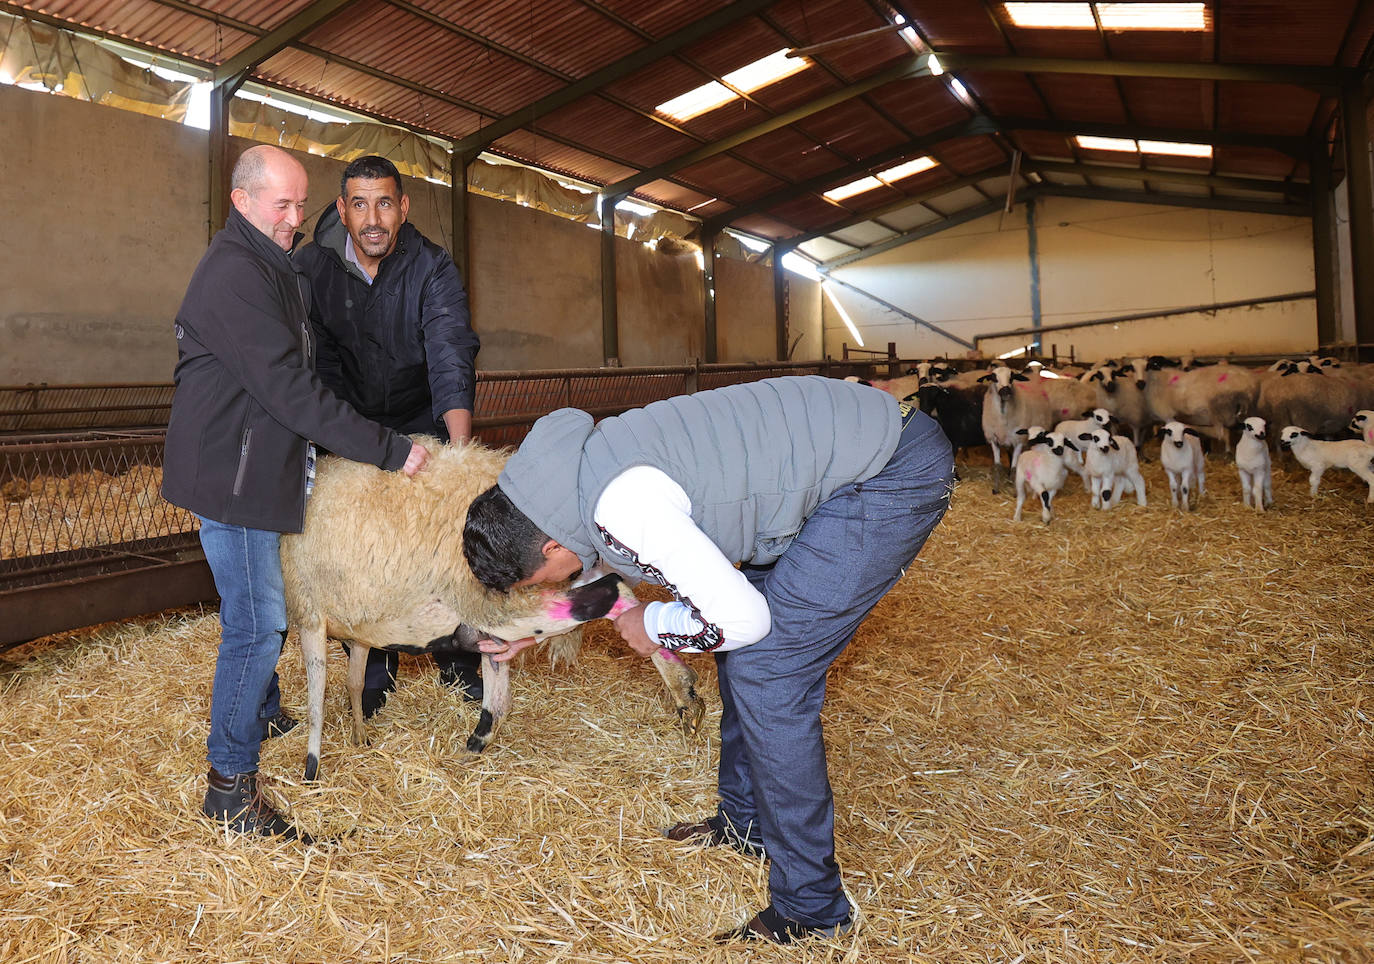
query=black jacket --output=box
[295,206,479,437]
[162,207,412,533]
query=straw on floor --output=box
[2,449,1371,962]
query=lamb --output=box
[1053,407,1111,491]
[1235,417,1273,511]
[1076,426,1147,510]
[279,440,706,780]
[1082,364,1152,447]
[1158,420,1207,511]
[1352,410,1374,444]
[1277,426,1374,502]
[1012,430,1078,523]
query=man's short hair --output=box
[340,155,405,198]
[230,148,268,194]
[463,485,550,592]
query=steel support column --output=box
[207,77,245,242]
[449,147,477,285]
[600,195,624,366]
[1310,143,1340,346]
[773,245,790,361]
[1026,197,1042,348]
[1341,84,1374,348]
[702,230,719,363]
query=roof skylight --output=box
[822,156,939,202]
[1004,2,1208,30]
[1074,134,1213,157]
[656,48,809,122]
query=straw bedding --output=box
[2,450,1371,962]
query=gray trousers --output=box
[714,408,954,925]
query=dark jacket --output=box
[294,206,479,437]
[162,207,412,533]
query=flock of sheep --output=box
[862,354,1374,524]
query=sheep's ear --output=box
[1184,428,1200,438]
[1089,371,1103,382]
[1078,432,1093,441]
[1109,437,1120,450]
[1080,408,1093,418]
[1064,438,1079,451]
[1014,427,1028,436]
[977,372,994,382]
[1013,372,1030,382]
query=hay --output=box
[1,449,1371,962]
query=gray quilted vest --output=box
[498,376,900,580]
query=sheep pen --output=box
[2,450,1371,963]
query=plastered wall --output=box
[823,195,1318,363]
[1,84,816,384]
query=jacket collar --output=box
[222,206,304,266]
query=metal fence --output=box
[0,359,884,649]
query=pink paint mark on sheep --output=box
[1217,372,1229,383]
[608,596,636,618]
[657,647,684,664]
[1169,374,1181,384]
[547,598,575,621]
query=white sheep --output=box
[279,439,705,780]
[1012,430,1078,523]
[1077,426,1147,510]
[1082,365,1152,447]
[1158,420,1207,511]
[1128,356,1259,450]
[1277,426,1374,502]
[1235,417,1273,511]
[980,365,1093,492]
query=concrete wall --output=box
[2,84,805,385]
[823,195,1318,363]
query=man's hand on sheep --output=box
[612,603,659,657]
[402,442,430,476]
[478,635,538,663]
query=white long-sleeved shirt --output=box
[592,465,771,652]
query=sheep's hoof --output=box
[676,689,706,738]
[304,754,319,783]
[466,709,495,754]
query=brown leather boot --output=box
[202,768,314,844]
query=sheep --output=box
[1082,364,1153,447]
[916,380,986,463]
[1127,356,1259,451]
[1257,366,1365,438]
[1158,421,1207,511]
[279,440,706,780]
[1352,410,1374,444]
[1077,427,1147,510]
[979,365,1093,492]
[1277,426,1374,502]
[1053,407,1111,491]
[1012,430,1078,523]
[1235,417,1273,511]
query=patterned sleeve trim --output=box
[596,524,727,652]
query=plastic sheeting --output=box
[0,11,190,123]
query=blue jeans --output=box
[195,516,288,776]
[713,409,954,926]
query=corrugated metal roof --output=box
[9,0,1368,252]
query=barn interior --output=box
[2,1,1373,960]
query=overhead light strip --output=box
[657,48,809,122]
[1004,2,1208,30]
[823,156,939,202]
[1074,134,1212,157]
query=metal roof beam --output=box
[1031,160,1310,197]
[213,0,362,87]
[1028,183,1310,217]
[820,197,1010,269]
[601,54,937,200]
[703,116,998,231]
[785,163,1012,247]
[934,52,1351,92]
[454,0,780,154]
[1000,116,1310,159]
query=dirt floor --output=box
[2,446,1372,962]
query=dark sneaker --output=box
[438,655,483,702]
[663,814,767,859]
[262,711,298,739]
[202,769,314,845]
[714,904,854,944]
[361,687,389,719]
